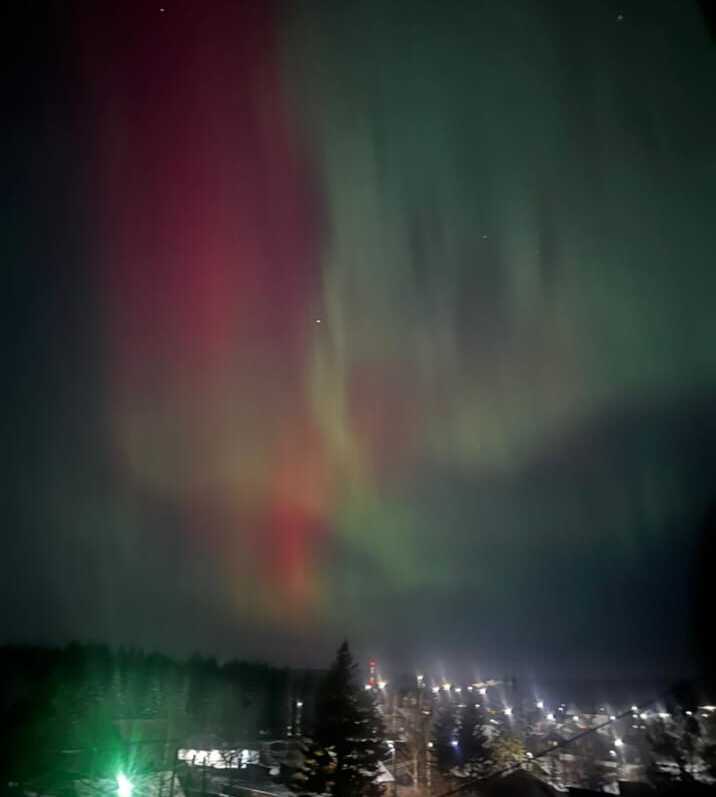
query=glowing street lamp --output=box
[547,713,555,721]
[116,774,133,797]
[504,707,512,717]
[536,701,544,710]
[614,738,624,748]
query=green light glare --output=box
[116,774,133,797]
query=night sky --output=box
[3,0,716,682]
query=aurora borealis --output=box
[3,0,716,678]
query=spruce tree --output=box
[456,703,492,777]
[291,642,389,797]
[431,702,459,775]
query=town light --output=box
[432,686,440,694]
[451,740,459,748]
[631,705,638,713]
[547,713,555,721]
[296,701,303,708]
[504,707,512,717]
[609,715,617,721]
[614,738,624,747]
[536,701,544,709]
[479,688,487,696]
[116,774,133,797]
[443,683,451,691]
[378,680,388,690]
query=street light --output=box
[536,701,544,709]
[116,774,133,797]
[614,738,624,747]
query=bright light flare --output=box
[116,774,133,797]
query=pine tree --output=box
[431,703,458,775]
[456,703,492,777]
[291,737,336,796]
[291,642,389,797]
[489,728,525,772]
